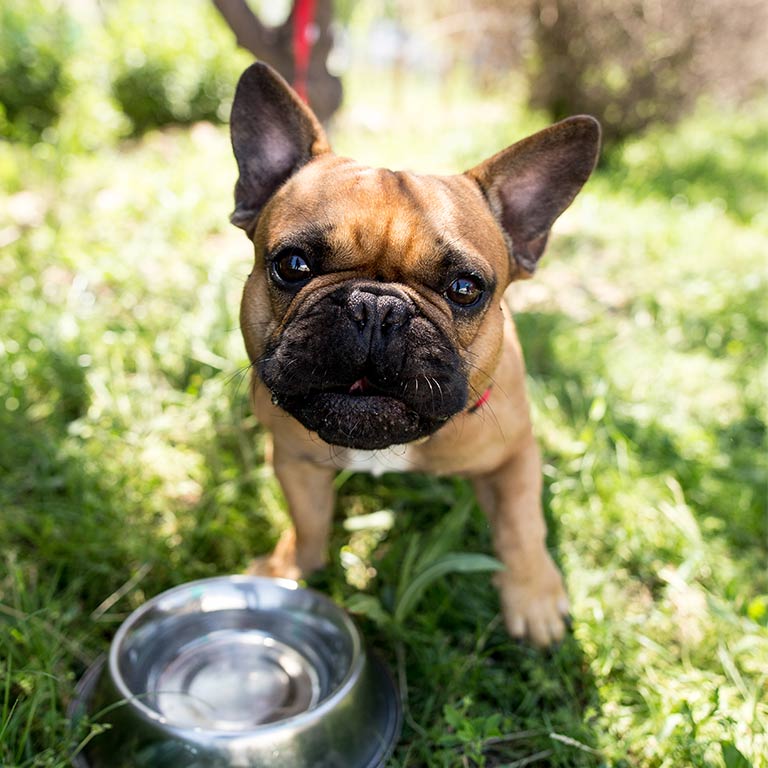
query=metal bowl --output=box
[69,576,401,768]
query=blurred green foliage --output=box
[0,0,77,142]
[105,0,251,135]
[605,101,768,226]
[0,0,251,143]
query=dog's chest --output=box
[335,446,415,477]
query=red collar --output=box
[467,387,492,413]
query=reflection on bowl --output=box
[69,576,400,768]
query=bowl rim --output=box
[107,574,365,737]
[70,651,402,768]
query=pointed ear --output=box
[229,62,331,230]
[466,116,600,277]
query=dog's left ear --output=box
[466,116,600,278]
[230,62,331,231]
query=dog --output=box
[229,63,600,647]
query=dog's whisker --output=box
[424,375,435,409]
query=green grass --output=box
[1,68,766,767]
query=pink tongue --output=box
[349,377,369,394]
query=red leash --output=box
[292,0,317,103]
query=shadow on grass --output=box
[0,401,172,625]
[0,351,274,761]
[0,385,169,763]
[313,463,604,766]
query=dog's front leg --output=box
[473,433,569,647]
[248,447,336,580]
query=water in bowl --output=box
[118,607,352,731]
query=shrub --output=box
[0,0,77,142]
[105,0,251,135]
[0,0,252,143]
[527,0,768,147]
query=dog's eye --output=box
[445,276,483,307]
[271,249,313,285]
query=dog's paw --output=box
[494,559,570,648]
[244,527,328,581]
[244,554,302,580]
[244,528,303,580]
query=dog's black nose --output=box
[347,288,411,335]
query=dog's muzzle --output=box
[259,281,468,449]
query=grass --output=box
[1,67,766,767]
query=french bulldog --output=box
[230,63,600,646]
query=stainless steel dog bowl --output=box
[69,576,401,767]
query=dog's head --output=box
[230,64,600,449]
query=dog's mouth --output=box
[327,376,381,397]
[305,375,405,406]
[273,376,443,450]
[348,376,371,395]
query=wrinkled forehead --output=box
[261,156,508,276]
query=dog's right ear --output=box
[230,63,331,231]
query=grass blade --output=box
[394,552,505,625]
